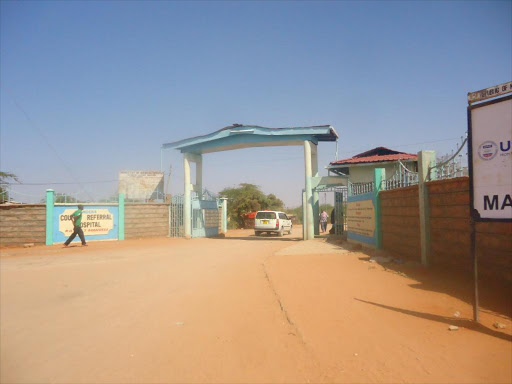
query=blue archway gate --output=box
[162,124,344,240]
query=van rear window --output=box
[256,212,276,219]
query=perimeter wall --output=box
[124,203,169,239]
[379,177,512,282]
[0,205,46,246]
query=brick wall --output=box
[0,205,46,246]
[378,177,512,282]
[124,204,169,239]
[428,177,512,282]
[380,185,421,262]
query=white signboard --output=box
[469,96,512,221]
[119,170,164,200]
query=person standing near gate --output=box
[64,204,87,246]
[319,210,329,233]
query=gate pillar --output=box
[304,140,315,240]
[184,154,192,239]
[184,152,204,239]
[196,154,203,200]
[312,143,320,236]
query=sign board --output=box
[53,205,119,243]
[347,192,376,245]
[468,81,512,104]
[119,170,164,200]
[468,94,512,222]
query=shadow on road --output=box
[319,237,512,321]
[354,298,512,342]
[355,252,512,321]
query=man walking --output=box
[64,204,87,246]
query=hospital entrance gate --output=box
[169,190,221,238]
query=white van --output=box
[254,211,292,237]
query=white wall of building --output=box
[346,161,417,183]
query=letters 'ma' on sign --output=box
[468,95,512,221]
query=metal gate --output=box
[308,186,347,237]
[334,187,347,236]
[191,190,220,238]
[169,194,184,237]
[169,191,221,238]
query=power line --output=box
[338,137,462,155]
[4,180,118,186]
[204,136,463,167]
[2,87,95,200]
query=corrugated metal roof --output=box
[330,147,417,165]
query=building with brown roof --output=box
[326,147,418,183]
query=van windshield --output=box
[256,212,276,219]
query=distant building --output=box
[326,147,418,183]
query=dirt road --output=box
[1,227,511,383]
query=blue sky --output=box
[1,1,511,206]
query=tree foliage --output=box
[0,171,19,203]
[54,193,77,203]
[219,183,284,228]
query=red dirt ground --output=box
[1,226,511,383]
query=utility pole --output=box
[165,164,173,197]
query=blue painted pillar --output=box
[45,189,54,245]
[118,193,125,240]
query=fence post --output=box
[373,168,385,249]
[118,193,125,240]
[418,150,436,266]
[45,189,54,245]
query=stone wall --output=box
[124,203,169,239]
[0,205,46,246]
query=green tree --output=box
[39,193,78,204]
[54,193,77,203]
[0,172,19,203]
[219,183,284,229]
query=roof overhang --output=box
[327,158,417,169]
[162,124,338,154]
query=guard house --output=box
[327,147,418,183]
[162,124,345,240]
